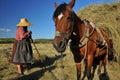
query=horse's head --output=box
[53,0,75,52]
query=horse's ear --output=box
[54,3,59,9]
[68,0,75,8]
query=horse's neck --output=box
[74,17,86,40]
[70,15,86,43]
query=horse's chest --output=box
[80,47,86,56]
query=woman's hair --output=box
[17,26,28,32]
[23,27,28,32]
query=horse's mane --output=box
[53,3,67,18]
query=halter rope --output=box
[60,52,66,80]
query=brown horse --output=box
[52,0,112,80]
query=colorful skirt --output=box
[10,40,33,64]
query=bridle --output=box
[55,12,75,41]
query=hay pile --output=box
[77,2,120,63]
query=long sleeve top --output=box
[16,27,31,40]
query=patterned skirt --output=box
[10,40,33,64]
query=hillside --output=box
[77,2,120,63]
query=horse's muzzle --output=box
[53,40,67,53]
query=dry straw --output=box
[77,2,120,63]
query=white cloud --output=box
[0,28,11,32]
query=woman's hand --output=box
[28,31,32,34]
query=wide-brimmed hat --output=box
[16,18,32,27]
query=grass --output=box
[0,43,120,80]
[0,38,52,44]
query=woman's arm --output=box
[18,27,32,40]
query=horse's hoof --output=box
[104,72,108,76]
[97,70,101,75]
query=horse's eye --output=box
[67,15,73,21]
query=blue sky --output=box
[0,0,116,39]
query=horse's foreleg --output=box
[76,63,82,80]
[98,60,103,75]
[103,55,108,75]
[87,55,93,80]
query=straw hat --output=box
[16,18,32,27]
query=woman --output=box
[10,18,33,77]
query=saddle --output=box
[87,20,106,46]
[85,20,107,56]
[71,19,107,49]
